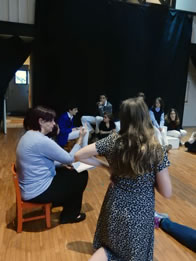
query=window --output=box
[15,70,28,84]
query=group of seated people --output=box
[149,96,196,152]
[15,95,196,260]
[55,93,196,152]
[56,94,118,148]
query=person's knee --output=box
[81,116,87,122]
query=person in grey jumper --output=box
[81,94,112,134]
[16,106,88,224]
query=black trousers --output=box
[29,167,88,220]
[185,141,196,152]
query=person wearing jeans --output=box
[81,94,112,134]
[155,213,196,252]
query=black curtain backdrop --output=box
[33,0,192,123]
[0,36,32,123]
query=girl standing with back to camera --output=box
[75,97,172,261]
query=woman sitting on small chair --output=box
[16,106,88,224]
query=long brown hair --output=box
[111,97,163,178]
[165,108,180,125]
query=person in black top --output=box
[81,94,112,134]
[165,108,187,145]
[184,132,196,152]
[98,112,116,139]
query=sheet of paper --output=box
[72,162,95,173]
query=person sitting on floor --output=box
[98,112,116,139]
[165,108,187,146]
[184,131,196,152]
[149,97,172,151]
[81,94,112,135]
[57,104,89,148]
[154,212,196,252]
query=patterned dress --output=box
[94,133,170,261]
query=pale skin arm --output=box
[88,247,107,261]
[75,143,109,169]
[155,168,172,198]
[100,129,116,135]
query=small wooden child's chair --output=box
[11,163,51,233]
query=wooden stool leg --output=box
[17,207,23,233]
[45,205,51,228]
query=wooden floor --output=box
[0,128,196,261]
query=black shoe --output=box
[60,213,86,224]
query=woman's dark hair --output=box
[23,106,56,131]
[153,97,164,110]
[103,112,113,121]
[165,108,180,125]
[66,101,78,111]
[100,93,107,98]
[137,92,145,100]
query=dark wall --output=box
[33,0,192,123]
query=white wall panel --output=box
[27,0,35,24]
[0,0,35,24]
[183,60,196,127]
[9,0,19,23]
[19,0,28,23]
[192,16,196,44]
[0,0,9,21]
[176,0,196,13]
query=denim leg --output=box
[160,218,196,252]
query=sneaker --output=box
[154,212,169,219]
[154,212,169,229]
[154,216,161,229]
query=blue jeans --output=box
[160,218,196,252]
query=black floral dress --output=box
[93,133,170,261]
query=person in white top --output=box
[81,94,112,134]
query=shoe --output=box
[154,212,169,229]
[154,212,169,219]
[154,217,161,229]
[60,213,86,224]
